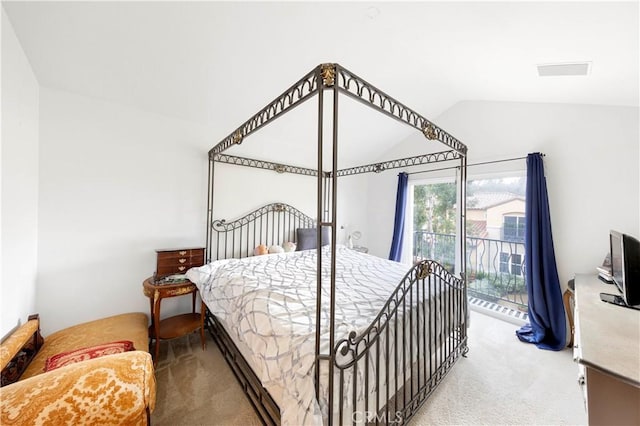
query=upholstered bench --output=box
[0,313,156,425]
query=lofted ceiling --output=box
[3,1,639,167]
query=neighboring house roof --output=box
[467,220,488,238]
[467,192,525,210]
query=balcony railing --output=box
[413,231,527,309]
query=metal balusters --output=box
[364,340,369,426]
[330,261,464,424]
[409,282,414,405]
[385,323,390,425]
[212,203,315,259]
[352,347,358,426]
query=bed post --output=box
[206,153,215,263]
[327,62,340,426]
[314,64,325,399]
[460,154,469,351]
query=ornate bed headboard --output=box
[209,202,316,261]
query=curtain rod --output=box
[406,154,543,176]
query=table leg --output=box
[200,300,206,351]
[148,296,154,352]
[563,289,575,348]
[153,291,162,363]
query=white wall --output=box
[212,162,316,222]
[37,88,312,335]
[365,101,640,290]
[1,9,40,338]
[335,173,370,247]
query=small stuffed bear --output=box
[268,245,284,254]
[282,241,296,252]
[254,244,268,256]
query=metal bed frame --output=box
[204,63,468,425]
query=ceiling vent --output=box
[537,62,591,77]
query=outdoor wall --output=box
[485,199,526,240]
[365,101,640,290]
[1,9,40,338]
[467,210,486,222]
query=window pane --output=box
[503,215,525,242]
[511,253,522,275]
[500,252,509,273]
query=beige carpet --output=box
[152,311,587,425]
[152,332,261,426]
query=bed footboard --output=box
[331,259,468,425]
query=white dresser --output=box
[573,273,640,425]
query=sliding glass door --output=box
[410,173,528,310]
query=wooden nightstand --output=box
[155,247,205,280]
[143,277,206,363]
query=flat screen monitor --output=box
[610,230,640,307]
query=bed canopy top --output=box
[206,62,469,268]
[208,63,467,176]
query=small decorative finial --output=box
[422,124,437,140]
[232,130,243,144]
[417,263,431,280]
[321,63,336,87]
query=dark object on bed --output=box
[203,63,469,425]
[296,227,330,251]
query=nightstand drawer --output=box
[157,257,190,267]
[157,264,190,276]
[190,252,205,264]
[157,248,202,260]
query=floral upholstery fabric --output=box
[1,312,155,425]
[0,350,155,425]
[0,319,39,371]
[22,312,149,379]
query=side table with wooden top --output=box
[142,278,206,363]
[143,247,207,363]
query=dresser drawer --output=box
[155,247,205,279]
[157,248,202,260]
[190,252,205,265]
[157,257,191,269]
[157,264,191,276]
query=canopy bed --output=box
[188,63,469,425]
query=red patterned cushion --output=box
[44,340,135,372]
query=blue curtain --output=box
[516,153,566,351]
[389,172,408,262]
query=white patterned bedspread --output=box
[186,244,424,425]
